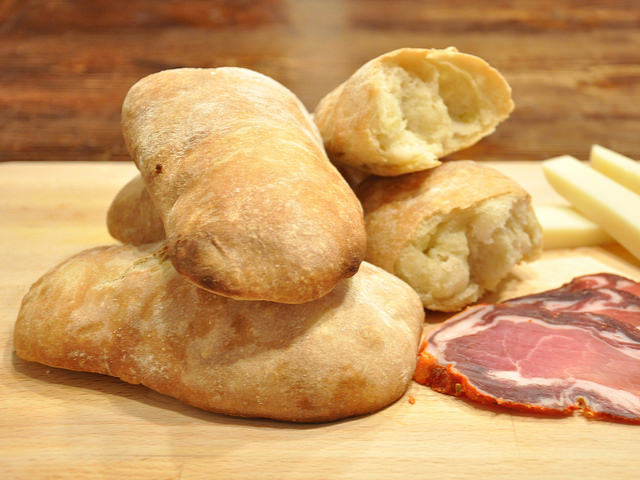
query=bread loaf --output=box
[107,167,367,242]
[314,48,514,176]
[121,67,366,303]
[357,160,542,311]
[14,243,424,423]
[107,174,164,245]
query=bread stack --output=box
[14,47,543,422]
[315,48,543,312]
[14,67,425,422]
[108,48,543,312]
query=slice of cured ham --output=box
[504,273,640,327]
[414,273,640,423]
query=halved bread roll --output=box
[107,174,164,245]
[14,243,425,423]
[314,48,514,176]
[357,160,542,311]
[121,67,366,304]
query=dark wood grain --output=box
[1,0,639,162]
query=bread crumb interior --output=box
[395,197,541,311]
[373,58,485,168]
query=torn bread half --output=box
[357,160,542,311]
[314,48,514,176]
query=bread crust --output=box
[14,243,424,423]
[314,48,514,176]
[106,167,369,243]
[121,67,366,303]
[357,160,542,311]
[107,174,165,245]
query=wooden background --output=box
[2,0,640,164]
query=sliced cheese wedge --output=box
[534,204,613,249]
[542,155,640,261]
[590,144,640,195]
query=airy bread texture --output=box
[14,243,425,423]
[121,67,366,304]
[314,48,514,176]
[107,174,164,245]
[357,160,542,311]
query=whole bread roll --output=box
[106,168,368,245]
[107,174,165,245]
[357,160,542,311]
[14,243,425,423]
[121,67,366,304]
[314,48,514,176]
[105,169,369,245]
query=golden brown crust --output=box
[357,161,542,311]
[107,174,165,245]
[314,48,514,176]
[121,67,366,304]
[14,243,425,423]
[106,168,369,244]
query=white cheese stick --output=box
[534,204,613,249]
[542,155,640,260]
[590,144,640,195]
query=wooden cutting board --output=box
[1,161,639,480]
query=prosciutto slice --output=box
[414,273,640,423]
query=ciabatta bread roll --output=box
[107,174,164,245]
[106,167,368,244]
[14,243,424,423]
[314,48,514,176]
[357,161,542,311]
[121,67,366,304]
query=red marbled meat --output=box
[504,273,640,327]
[414,273,640,423]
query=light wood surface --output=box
[1,161,640,480]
